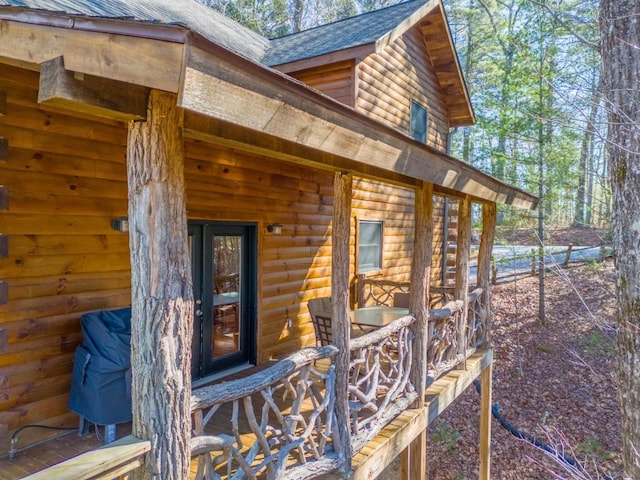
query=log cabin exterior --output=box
[0,0,538,478]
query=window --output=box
[358,220,383,272]
[410,100,428,144]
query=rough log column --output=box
[332,171,353,471]
[477,201,496,480]
[477,202,496,346]
[455,195,472,367]
[402,181,433,480]
[127,90,193,480]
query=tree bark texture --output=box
[409,181,433,405]
[127,90,193,480]
[477,203,496,347]
[600,2,640,477]
[331,171,353,470]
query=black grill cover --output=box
[68,307,132,425]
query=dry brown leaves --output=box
[427,259,623,480]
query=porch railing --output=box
[348,315,417,451]
[190,346,340,480]
[355,274,453,309]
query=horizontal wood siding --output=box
[287,60,355,107]
[356,26,450,151]
[0,64,131,448]
[352,178,445,288]
[183,140,335,359]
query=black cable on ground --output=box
[473,379,613,480]
[9,424,76,460]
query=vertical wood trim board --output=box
[0,90,6,115]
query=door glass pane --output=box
[212,235,242,359]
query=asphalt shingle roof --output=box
[263,0,426,67]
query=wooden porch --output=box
[3,290,494,480]
[1,350,492,480]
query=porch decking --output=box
[1,349,492,480]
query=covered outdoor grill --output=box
[68,307,133,437]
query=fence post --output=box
[563,243,573,267]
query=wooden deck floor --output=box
[0,350,492,479]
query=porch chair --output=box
[307,297,333,346]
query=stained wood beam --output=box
[39,57,150,122]
[0,91,6,116]
[477,203,497,347]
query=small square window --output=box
[358,220,383,272]
[410,100,428,144]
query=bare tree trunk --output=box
[600,1,640,477]
[127,90,193,480]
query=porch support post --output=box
[479,360,493,480]
[127,90,193,480]
[477,202,496,346]
[332,171,353,470]
[404,181,433,480]
[455,195,471,367]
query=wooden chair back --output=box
[307,297,333,346]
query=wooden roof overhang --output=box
[0,10,537,209]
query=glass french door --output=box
[188,222,256,379]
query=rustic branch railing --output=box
[355,274,452,309]
[427,287,487,378]
[348,315,417,451]
[466,288,486,349]
[190,346,341,480]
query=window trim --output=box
[357,219,384,274]
[410,99,428,144]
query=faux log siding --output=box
[184,141,336,359]
[352,178,445,286]
[286,60,355,107]
[356,27,449,151]
[0,65,131,445]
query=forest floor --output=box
[426,227,623,479]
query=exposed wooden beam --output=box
[39,57,150,122]
[180,43,537,209]
[0,20,184,92]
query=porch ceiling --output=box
[0,11,538,209]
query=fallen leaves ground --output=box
[427,258,622,479]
